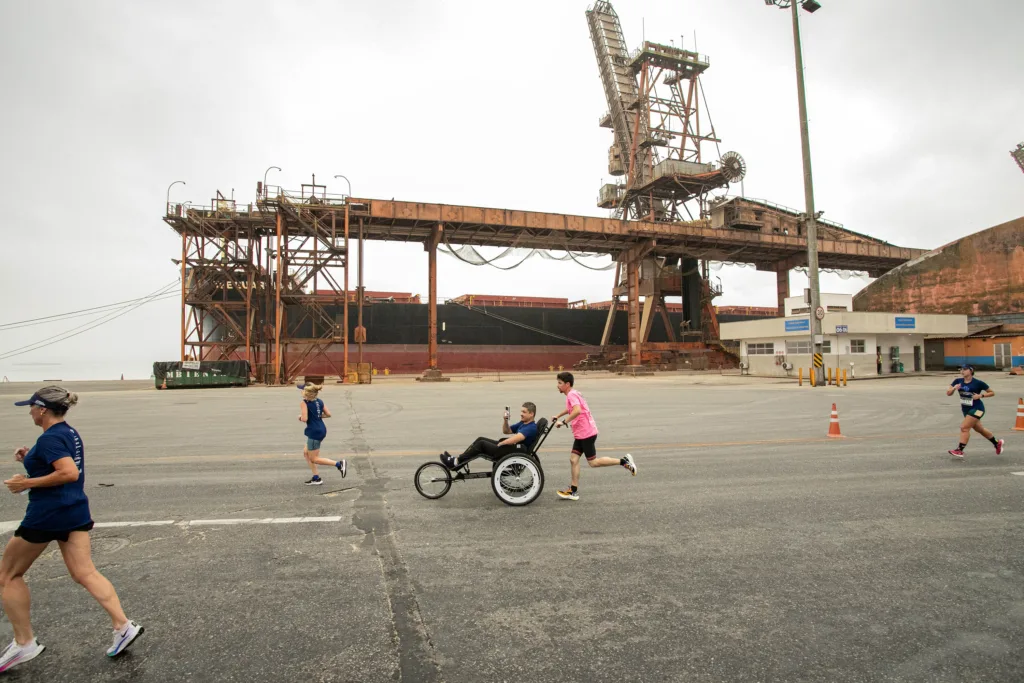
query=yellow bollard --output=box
[842,369,848,387]
[810,368,816,387]
[558,364,564,371]
[799,367,803,386]
[383,367,390,376]
[827,367,832,385]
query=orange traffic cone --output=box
[827,403,843,438]
[1013,398,1024,431]
[160,378,167,390]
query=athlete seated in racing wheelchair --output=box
[441,401,539,470]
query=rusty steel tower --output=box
[587,1,745,223]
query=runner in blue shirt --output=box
[946,365,1004,459]
[0,387,143,673]
[299,384,347,485]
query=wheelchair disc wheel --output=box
[415,462,452,499]
[491,454,544,506]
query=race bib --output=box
[961,396,974,406]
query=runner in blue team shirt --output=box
[0,386,143,673]
[947,365,1004,459]
[299,383,347,485]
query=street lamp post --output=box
[166,180,185,214]
[333,174,352,198]
[767,0,824,385]
[263,166,281,196]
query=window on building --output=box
[791,307,810,315]
[746,342,774,355]
[826,305,849,312]
[821,340,832,354]
[850,339,866,354]
[786,340,813,354]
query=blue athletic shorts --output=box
[306,437,323,450]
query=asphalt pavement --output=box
[0,373,1021,682]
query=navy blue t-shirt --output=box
[953,378,989,413]
[22,422,91,530]
[304,398,327,440]
[511,421,539,449]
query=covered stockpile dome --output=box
[853,216,1024,316]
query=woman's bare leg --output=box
[57,532,127,629]
[308,448,334,471]
[0,538,50,644]
[304,445,319,476]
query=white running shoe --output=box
[106,620,144,657]
[623,453,637,476]
[336,459,348,478]
[0,638,45,672]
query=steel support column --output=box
[273,211,283,385]
[343,203,350,382]
[180,232,187,362]
[776,267,789,317]
[626,257,640,366]
[357,218,365,365]
[419,224,449,381]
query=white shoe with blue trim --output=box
[107,620,144,657]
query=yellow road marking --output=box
[120,431,954,464]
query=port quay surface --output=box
[0,373,1022,682]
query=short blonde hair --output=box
[37,386,79,416]
[302,383,323,401]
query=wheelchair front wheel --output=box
[415,461,452,499]
[491,454,544,506]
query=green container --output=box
[153,361,250,389]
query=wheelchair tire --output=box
[491,453,544,506]
[415,461,452,499]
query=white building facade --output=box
[721,310,967,378]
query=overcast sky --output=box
[1,0,1021,381]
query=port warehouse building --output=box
[720,294,967,377]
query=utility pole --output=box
[769,0,824,384]
[790,1,823,385]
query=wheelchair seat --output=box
[478,418,550,462]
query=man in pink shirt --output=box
[551,372,636,501]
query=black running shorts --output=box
[15,522,94,544]
[571,435,598,460]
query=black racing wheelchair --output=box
[414,418,555,506]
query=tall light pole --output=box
[767,0,823,385]
[263,166,281,196]
[166,180,185,213]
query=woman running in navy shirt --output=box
[947,365,1004,459]
[300,384,347,485]
[0,386,143,673]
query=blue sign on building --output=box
[895,316,916,329]
[785,318,810,332]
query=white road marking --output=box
[1,516,343,532]
[188,516,342,526]
[1012,472,1024,476]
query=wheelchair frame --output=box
[414,417,555,506]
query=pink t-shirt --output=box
[565,389,598,439]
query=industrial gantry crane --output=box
[586,1,747,369]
